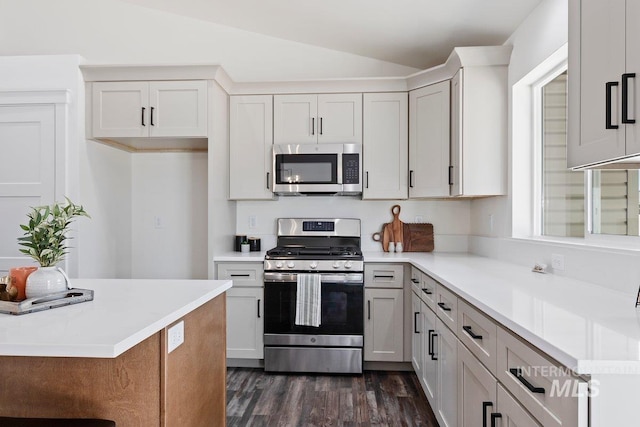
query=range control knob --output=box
[309,261,318,269]
[344,261,353,269]
[275,261,284,269]
[332,261,341,269]
[287,261,295,269]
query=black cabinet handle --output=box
[414,312,419,333]
[311,117,315,135]
[374,275,394,279]
[429,330,438,360]
[368,300,371,320]
[141,107,146,126]
[366,171,369,189]
[409,170,414,188]
[422,288,433,295]
[230,274,251,277]
[482,402,493,427]
[448,165,454,186]
[427,329,435,356]
[319,117,323,135]
[411,278,419,284]
[509,368,545,394]
[257,299,261,318]
[622,73,636,124]
[437,302,451,312]
[267,172,270,190]
[463,325,483,340]
[490,413,502,427]
[150,106,155,126]
[606,81,620,129]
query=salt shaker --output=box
[396,242,403,253]
[387,242,395,252]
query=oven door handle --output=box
[264,272,364,284]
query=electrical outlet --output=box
[153,216,165,229]
[414,215,424,223]
[489,214,494,232]
[167,321,184,353]
[551,254,565,271]
[249,215,257,229]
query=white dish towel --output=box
[295,273,321,327]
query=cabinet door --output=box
[496,384,542,427]
[625,0,640,156]
[421,302,437,403]
[569,0,626,168]
[435,319,458,427]
[409,81,450,198]
[229,95,274,200]
[363,92,408,199]
[92,81,149,138]
[458,342,497,427]
[450,69,463,196]
[226,287,264,359]
[273,94,318,144]
[149,81,207,137]
[364,288,404,362]
[411,291,423,376]
[317,93,362,145]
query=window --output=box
[537,69,640,238]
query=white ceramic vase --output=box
[25,266,70,299]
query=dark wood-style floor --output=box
[226,368,439,427]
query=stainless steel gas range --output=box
[263,218,364,374]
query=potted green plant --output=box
[17,197,90,298]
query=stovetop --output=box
[265,245,362,260]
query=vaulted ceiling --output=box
[120,0,542,70]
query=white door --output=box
[458,342,497,427]
[273,94,318,144]
[409,81,450,198]
[421,302,437,403]
[229,95,273,200]
[411,292,423,376]
[571,0,626,167]
[363,92,408,199]
[0,105,56,273]
[226,287,264,359]
[625,0,640,156]
[92,81,149,138]
[364,288,404,362]
[436,319,458,427]
[149,81,207,137]
[450,69,463,196]
[317,94,362,144]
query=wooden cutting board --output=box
[402,223,434,252]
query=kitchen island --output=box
[0,279,231,426]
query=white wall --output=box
[236,198,471,253]
[470,0,640,295]
[0,0,417,81]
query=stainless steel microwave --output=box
[272,143,361,195]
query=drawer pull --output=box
[437,302,451,312]
[463,325,483,340]
[422,288,433,295]
[428,330,438,361]
[374,274,395,279]
[230,274,251,277]
[257,299,261,318]
[482,402,493,427]
[411,278,419,284]
[509,368,545,394]
[414,312,419,333]
[490,413,502,427]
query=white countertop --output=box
[215,250,640,375]
[365,251,640,375]
[0,279,231,358]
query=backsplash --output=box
[235,197,471,252]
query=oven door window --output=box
[274,154,338,184]
[264,282,363,335]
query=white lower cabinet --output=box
[364,288,404,362]
[421,299,438,402]
[411,291,423,377]
[435,318,458,427]
[458,342,497,427]
[216,262,264,359]
[226,287,264,359]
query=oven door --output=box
[263,272,363,337]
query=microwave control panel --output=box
[343,154,360,184]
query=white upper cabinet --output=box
[229,95,274,200]
[450,67,507,197]
[273,93,362,145]
[409,81,451,198]
[92,80,207,139]
[363,92,408,200]
[568,0,640,168]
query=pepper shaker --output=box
[396,242,403,253]
[387,242,395,252]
